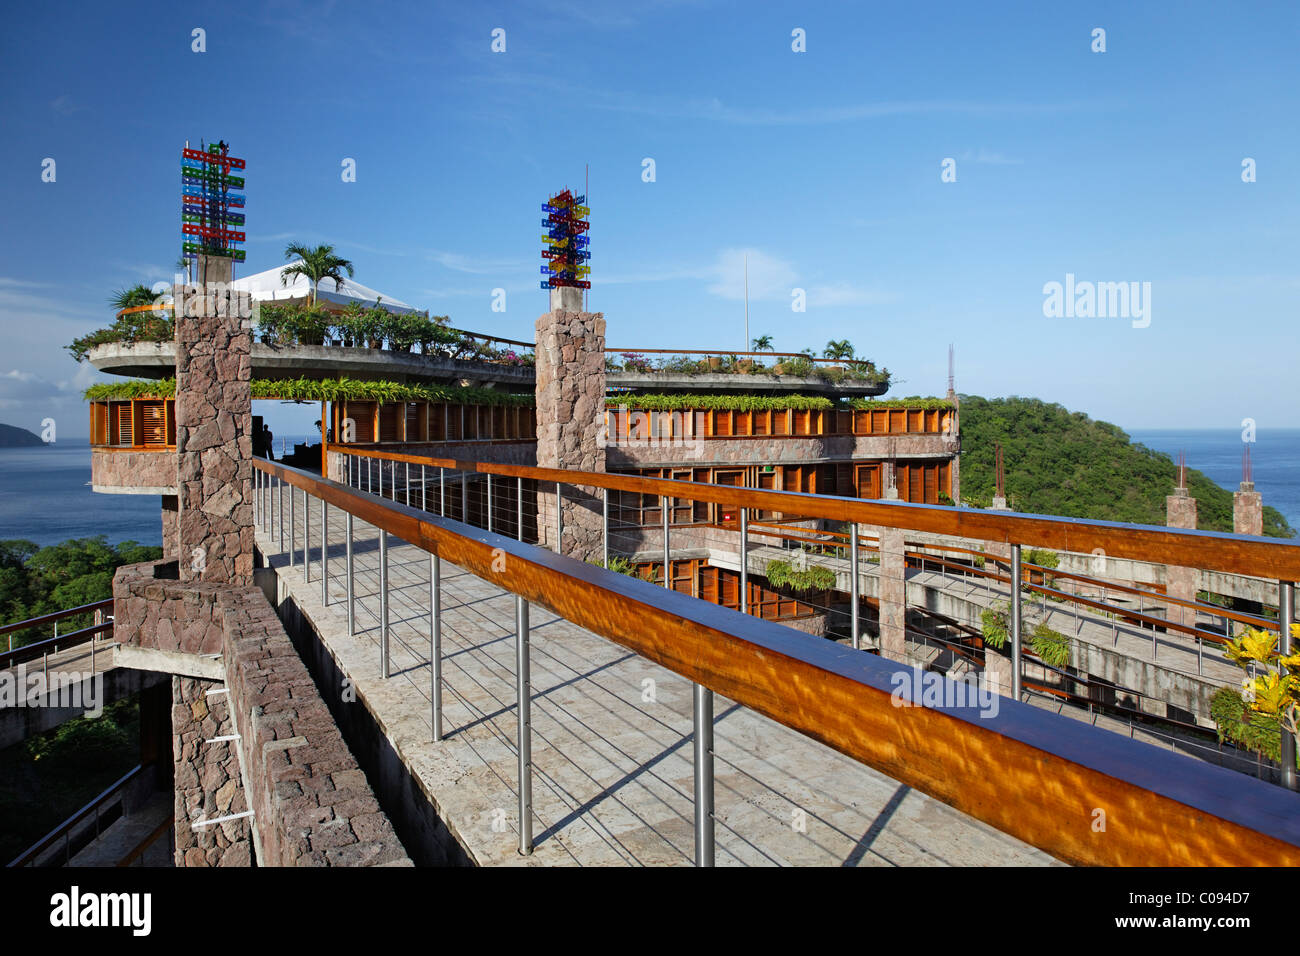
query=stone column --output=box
[1234,482,1263,536]
[174,256,254,585]
[534,291,606,561]
[1165,489,1197,629]
[161,494,179,559]
[171,675,252,866]
[871,488,907,663]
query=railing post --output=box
[303,488,311,584]
[379,530,390,678]
[515,595,533,855]
[555,481,563,553]
[367,458,372,494]
[461,472,468,524]
[431,553,442,742]
[321,496,328,606]
[662,496,671,589]
[440,467,445,516]
[487,473,494,533]
[346,513,355,637]
[603,488,609,568]
[517,476,524,541]
[269,470,275,541]
[693,682,715,867]
[278,477,284,552]
[1010,543,1023,700]
[289,483,296,567]
[406,462,411,507]
[378,458,383,499]
[1281,580,1296,790]
[422,464,427,512]
[254,468,261,527]
[739,506,747,613]
[850,523,860,650]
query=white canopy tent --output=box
[231,262,418,314]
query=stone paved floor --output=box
[256,494,1058,867]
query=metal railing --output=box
[251,450,1300,866]
[7,764,147,867]
[0,599,115,675]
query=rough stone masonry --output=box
[174,255,254,584]
[534,304,606,561]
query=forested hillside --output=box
[957,395,1294,538]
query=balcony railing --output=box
[252,446,1300,865]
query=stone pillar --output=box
[161,495,179,558]
[171,675,252,867]
[871,488,907,663]
[534,299,606,561]
[983,646,1013,698]
[175,256,254,585]
[1234,483,1263,536]
[1165,489,1197,628]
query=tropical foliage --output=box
[978,600,1071,667]
[1216,625,1300,762]
[958,395,1295,537]
[280,242,354,304]
[764,558,837,593]
[1209,685,1282,761]
[850,396,954,411]
[0,537,161,650]
[604,393,836,411]
[85,377,535,407]
[67,288,173,363]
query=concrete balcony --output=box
[87,341,535,390]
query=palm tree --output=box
[280,243,355,305]
[109,285,157,313]
[751,334,774,352]
[823,339,855,362]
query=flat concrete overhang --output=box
[88,342,535,390]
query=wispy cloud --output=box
[50,95,84,115]
[426,250,534,276]
[958,148,1024,166]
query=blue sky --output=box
[1,0,1296,439]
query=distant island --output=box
[0,423,45,447]
[959,395,1295,538]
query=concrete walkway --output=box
[256,500,1058,867]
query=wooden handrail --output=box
[327,445,1300,582]
[0,599,113,637]
[258,456,1300,865]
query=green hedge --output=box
[604,393,836,411]
[85,377,534,407]
[849,396,954,411]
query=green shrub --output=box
[764,557,836,593]
[981,603,1009,650]
[1030,622,1071,667]
[1210,686,1281,761]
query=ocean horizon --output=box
[1,429,1296,549]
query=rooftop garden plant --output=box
[764,556,836,593]
[84,377,535,407]
[604,393,836,411]
[280,242,354,305]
